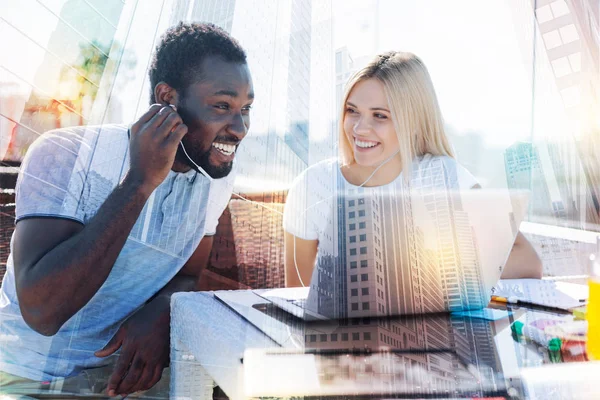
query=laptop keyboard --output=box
[289,298,306,308]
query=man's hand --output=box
[128,104,188,191]
[94,302,170,397]
[12,105,186,335]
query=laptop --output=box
[242,312,521,399]
[252,188,530,321]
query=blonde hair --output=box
[339,51,454,174]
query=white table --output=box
[170,291,285,400]
[170,290,600,400]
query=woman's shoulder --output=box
[413,154,478,188]
[414,153,455,166]
[306,157,339,174]
[414,153,467,172]
[292,158,340,185]
[284,158,338,239]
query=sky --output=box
[3,0,556,146]
[332,0,541,147]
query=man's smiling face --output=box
[176,55,254,179]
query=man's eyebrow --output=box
[213,89,238,97]
[212,89,255,100]
[346,101,389,112]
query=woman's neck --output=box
[341,155,403,187]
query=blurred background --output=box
[1,0,599,287]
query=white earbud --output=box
[179,141,214,182]
[168,102,214,182]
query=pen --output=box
[573,306,586,320]
[491,295,519,304]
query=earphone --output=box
[168,102,400,289]
[181,137,399,288]
[179,140,214,182]
[165,103,215,182]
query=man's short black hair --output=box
[148,22,247,103]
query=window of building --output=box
[352,332,360,340]
[348,199,355,206]
[310,334,317,342]
[360,259,368,268]
[351,275,358,282]
[349,223,356,230]
[349,211,356,218]
[359,234,366,242]
[542,30,562,50]
[361,273,368,281]
[331,333,338,341]
[350,261,357,269]
[359,222,366,229]
[362,302,370,310]
[552,57,571,78]
[320,334,327,342]
[351,302,359,310]
[362,287,369,295]
[351,288,358,296]
[358,210,365,217]
[559,24,579,44]
[551,0,570,18]
[349,236,356,243]
[350,248,357,256]
[568,52,581,72]
[364,332,371,340]
[342,333,349,341]
[535,4,554,23]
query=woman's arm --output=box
[469,183,542,279]
[500,231,543,279]
[284,231,318,287]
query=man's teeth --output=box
[355,139,378,148]
[212,142,236,155]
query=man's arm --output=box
[13,105,188,336]
[95,235,214,397]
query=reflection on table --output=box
[170,290,597,400]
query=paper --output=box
[493,279,588,310]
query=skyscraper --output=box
[284,0,312,165]
[510,0,600,229]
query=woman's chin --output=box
[353,156,380,168]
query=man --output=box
[0,22,254,398]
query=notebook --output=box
[493,278,588,311]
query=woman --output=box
[282,51,542,297]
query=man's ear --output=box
[154,82,180,107]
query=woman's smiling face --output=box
[343,78,400,167]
